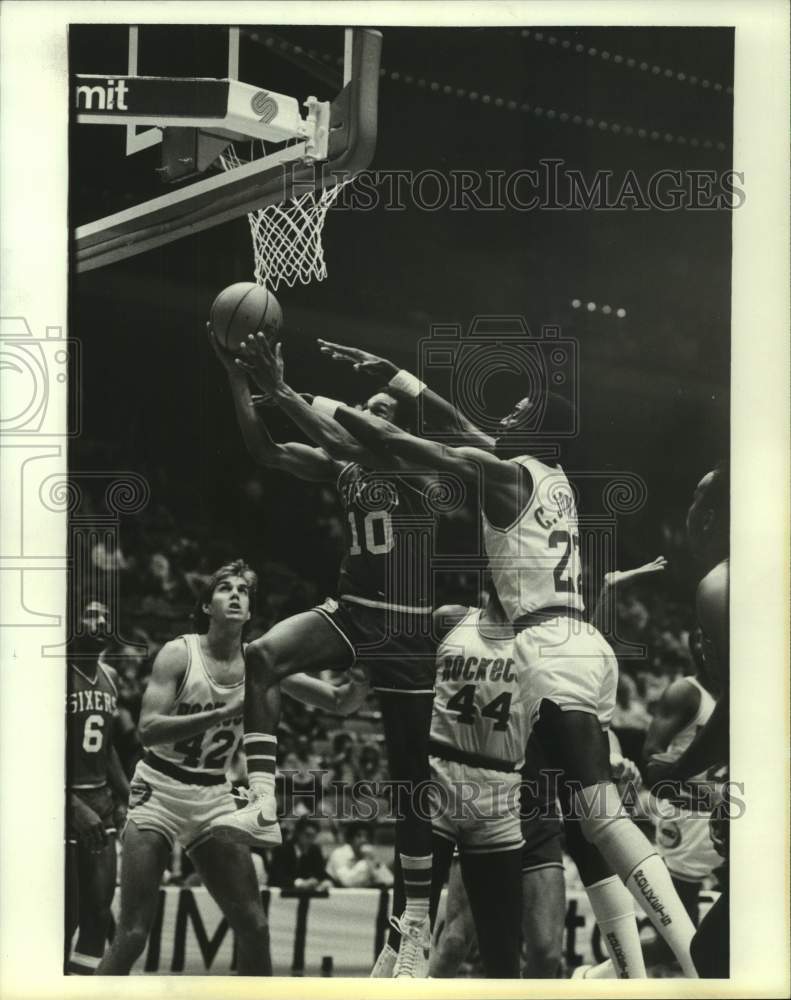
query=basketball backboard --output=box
[70,25,381,273]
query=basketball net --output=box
[219,145,347,291]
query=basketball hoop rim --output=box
[73,28,382,273]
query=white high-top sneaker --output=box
[393,915,431,978]
[370,916,403,977]
[209,791,282,846]
[370,942,398,978]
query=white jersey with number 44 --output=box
[432,608,530,767]
[482,456,585,622]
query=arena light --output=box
[571,298,627,319]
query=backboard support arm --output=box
[73,28,381,274]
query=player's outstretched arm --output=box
[282,667,370,716]
[138,639,243,747]
[317,338,495,448]
[210,326,338,483]
[236,332,380,466]
[334,403,526,527]
[590,555,667,633]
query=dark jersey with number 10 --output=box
[335,462,434,613]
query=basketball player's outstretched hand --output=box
[236,332,285,395]
[317,339,399,379]
[603,555,667,588]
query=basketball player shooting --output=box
[327,393,701,978]
[207,328,439,977]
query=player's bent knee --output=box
[245,638,283,682]
[575,782,627,845]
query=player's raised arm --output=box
[138,639,243,746]
[590,556,668,634]
[236,332,381,466]
[333,403,527,527]
[210,325,338,483]
[317,338,495,448]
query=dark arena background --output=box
[67,24,733,976]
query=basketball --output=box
[210,282,283,353]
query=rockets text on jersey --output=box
[431,608,530,768]
[335,462,434,612]
[482,455,585,622]
[67,658,118,789]
[148,634,243,778]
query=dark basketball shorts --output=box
[520,735,563,874]
[67,784,118,845]
[313,597,436,693]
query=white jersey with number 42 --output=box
[482,456,585,622]
[149,633,243,779]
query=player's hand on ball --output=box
[317,339,399,379]
[236,332,286,395]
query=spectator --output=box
[357,742,386,784]
[327,824,394,888]
[268,818,332,892]
[329,733,357,785]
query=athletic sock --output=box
[400,854,432,923]
[577,782,697,977]
[625,853,698,977]
[585,875,646,978]
[68,951,100,975]
[244,733,277,798]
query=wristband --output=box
[388,369,426,398]
[311,395,342,418]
